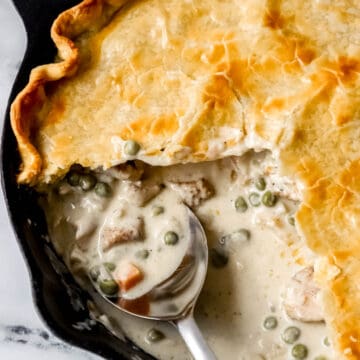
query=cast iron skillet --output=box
[1,1,154,359]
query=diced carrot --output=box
[114,262,143,291]
[118,294,150,316]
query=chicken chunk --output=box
[106,160,145,181]
[283,266,324,322]
[125,181,163,206]
[169,178,215,207]
[101,217,144,251]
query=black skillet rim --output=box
[1,0,155,359]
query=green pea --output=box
[255,177,266,191]
[314,357,327,360]
[262,191,278,207]
[99,279,119,296]
[124,140,140,156]
[135,249,150,259]
[282,326,301,344]
[235,196,248,212]
[152,206,164,216]
[146,328,165,343]
[210,248,229,268]
[67,171,81,186]
[288,215,295,226]
[103,262,116,272]
[164,231,179,245]
[291,344,308,359]
[263,316,278,330]
[249,192,261,207]
[95,182,112,197]
[89,266,100,281]
[323,337,331,347]
[79,174,97,191]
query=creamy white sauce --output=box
[41,153,334,360]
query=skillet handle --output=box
[176,314,217,360]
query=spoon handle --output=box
[176,315,217,360]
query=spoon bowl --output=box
[89,206,216,360]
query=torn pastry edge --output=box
[10,0,127,186]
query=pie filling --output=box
[41,151,334,359]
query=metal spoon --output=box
[90,207,217,360]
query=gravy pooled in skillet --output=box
[41,151,334,360]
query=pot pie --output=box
[10,0,360,359]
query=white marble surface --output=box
[0,1,100,358]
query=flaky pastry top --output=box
[10,0,360,358]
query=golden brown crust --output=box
[10,0,360,358]
[11,0,126,184]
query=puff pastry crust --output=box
[10,0,360,358]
